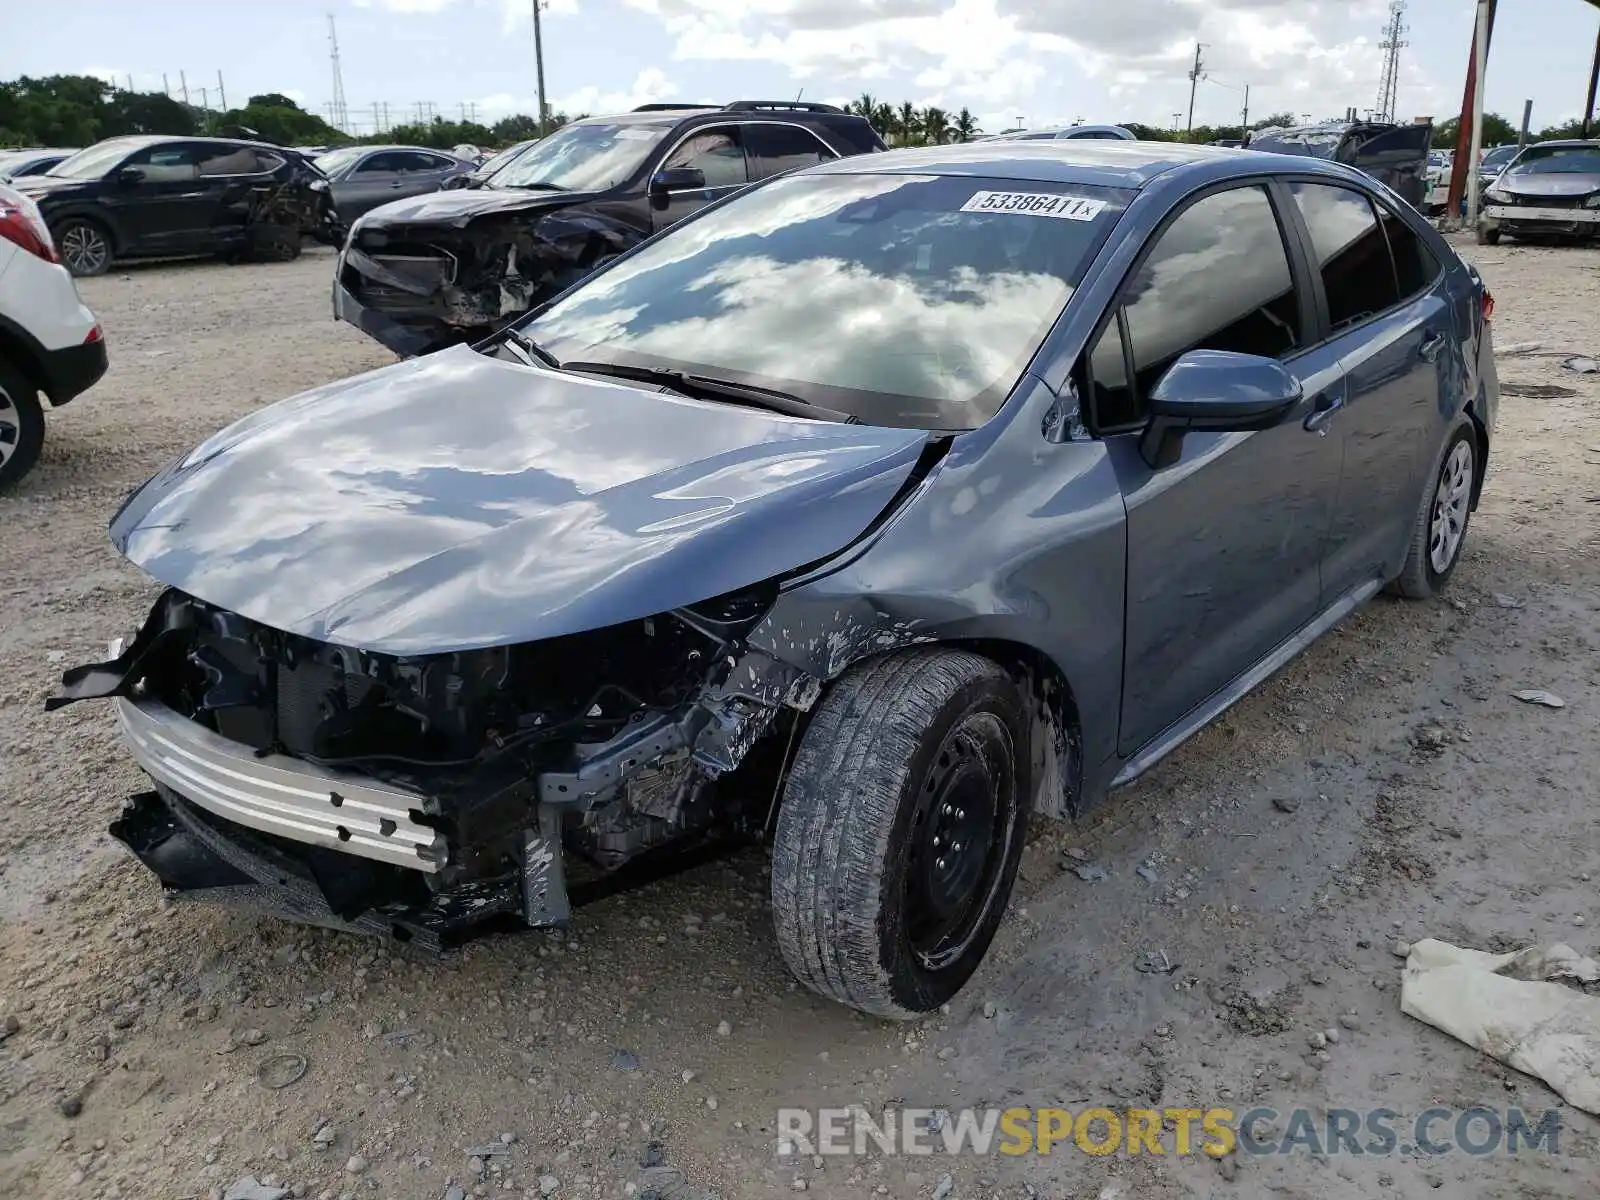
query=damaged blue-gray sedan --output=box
[52,140,1498,1018]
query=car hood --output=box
[353,186,594,229]
[10,174,90,200]
[110,346,929,655]
[1495,171,1600,197]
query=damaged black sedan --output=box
[332,101,885,357]
[55,141,1494,1018]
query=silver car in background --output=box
[312,145,476,226]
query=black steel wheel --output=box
[771,648,1029,1018]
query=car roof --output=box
[809,139,1257,190]
[572,111,703,129]
[1527,139,1600,148]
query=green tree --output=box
[1431,112,1517,149]
[896,101,921,146]
[1536,118,1590,141]
[215,96,337,145]
[922,106,951,145]
[491,113,542,142]
[952,108,980,142]
[1252,112,1298,131]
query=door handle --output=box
[1419,330,1446,362]
[1303,392,1344,435]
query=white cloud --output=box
[551,67,679,115]
[621,0,1446,129]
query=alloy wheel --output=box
[60,224,110,276]
[1428,440,1474,575]
[0,384,19,472]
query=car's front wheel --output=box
[1389,422,1479,599]
[56,218,113,277]
[1476,225,1501,246]
[0,358,45,490]
[771,649,1029,1018]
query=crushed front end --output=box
[334,205,637,357]
[53,588,819,947]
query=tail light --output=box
[0,190,59,263]
[1481,290,1495,322]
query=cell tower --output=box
[1376,0,1408,123]
[328,13,349,132]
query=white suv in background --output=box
[0,183,108,489]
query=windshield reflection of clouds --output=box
[530,173,1122,429]
[495,124,668,192]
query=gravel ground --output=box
[1,241,1597,1200]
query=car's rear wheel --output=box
[56,218,113,277]
[1389,422,1478,599]
[0,358,45,490]
[244,224,303,263]
[770,649,1029,1018]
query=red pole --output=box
[1446,0,1497,217]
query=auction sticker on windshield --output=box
[960,191,1106,221]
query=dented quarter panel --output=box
[749,374,1131,799]
[109,346,930,655]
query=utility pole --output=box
[532,0,549,133]
[1241,83,1250,131]
[1446,0,1497,224]
[199,86,208,110]
[179,70,189,105]
[1584,22,1600,138]
[126,73,135,92]
[1171,112,1182,132]
[1466,0,1491,229]
[217,71,227,111]
[1518,99,1533,148]
[1186,43,1206,132]
[163,73,171,97]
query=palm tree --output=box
[953,108,980,142]
[855,93,878,120]
[923,106,951,146]
[897,101,921,147]
[873,103,896,142]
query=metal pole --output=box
[1465,0,1490,231]
[179,71,189,105]
[1241,83,1250,131]
[1518,99,1532,148]
[217,72,226,111]
[1186,43,1204,132]
[532,0,549,133]
[163,73,170,97]
[1583,23,1600,139]
[1444,0,1495,223]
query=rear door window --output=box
[1288,183,1400,332]
[196,143,267,177]
[1086,184,1303,432]
[1375,201,1441,299]
[744,124,837,179]
[355,152,404,174]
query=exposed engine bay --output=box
[51,586,821,946]
[338,207,637,355]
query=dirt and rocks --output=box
[1,241,1598,1200]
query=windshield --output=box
[476,141,532,177]
[1481,146,1518,168]
[313,147,363,176]
[493,122,670,192]
[523,172,1132,430]
[47,139,140,179]
[1249,129,1343,158]
[1508,146,1600,175]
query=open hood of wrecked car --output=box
[353,186,597,228]
[109,346,929,655]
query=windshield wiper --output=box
[506,181,568,191]
[499,326,561,369]
[561,361,860,424]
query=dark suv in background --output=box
[12,136,340,276]
[333,100,887,356]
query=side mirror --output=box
[117,167,146,187]
[441,174,472,190]
[1139,349,1303,469]
[649,166,706,196]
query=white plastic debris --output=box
[1512,689,1566,709]
[1400,938,1600,1115]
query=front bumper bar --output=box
[115,694,444,872]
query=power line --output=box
[1376,1,1408,123]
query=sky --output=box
[3,0,1598,137]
